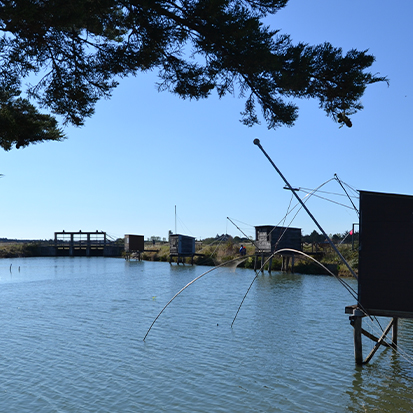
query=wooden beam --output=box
[350,320,391,348]
[363,318,395,364]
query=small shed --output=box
[254,225,302,272]
[125,234,144,253]
[169,234,195,264]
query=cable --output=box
[298,191,357,210]
[334,174,359,217]
[298,187,359,198]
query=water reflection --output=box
[346,321,413,412]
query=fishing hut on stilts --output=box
[254,225,302,273]
[124,234,144,260]
[169,234,196,265]
[252,139,408,365]
[346,190,413,364]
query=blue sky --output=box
[0,0,411,241]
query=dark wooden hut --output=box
[346,190,413,364]
[124,234,144,253]
[169,234,196,265]
[254,225,302,273]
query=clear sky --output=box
[0,0,411,241]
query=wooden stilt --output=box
[346,305,403,364]
[392,317,398,348]
[268,257,273,274]
[363,318,395,364]
[349,319,391,347]
[291,254,295,273]
[284,256,290,272]
[352,315,363,365]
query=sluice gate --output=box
[53,231,122,257]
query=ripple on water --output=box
[0,258,411,412]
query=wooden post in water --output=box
[281,256,290,272]
[353,314,363,365]
[392,317,398,347]
[268,257,273,274]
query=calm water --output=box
[0,257,412,412]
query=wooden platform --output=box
[345,304,407,365]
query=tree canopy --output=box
[0,0,387,150]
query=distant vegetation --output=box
[0,230,359,276]
[140,231,359,276]
[0,241,41,258]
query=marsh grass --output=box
[3,239,359,276]
[0,242,40,258]
[141,240,358,276]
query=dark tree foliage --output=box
[0,0,387,150]
[0,89,64,150]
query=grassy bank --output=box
[0,239,358,277]
[139,240,359,276]
[0,242,41,258]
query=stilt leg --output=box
[352,315,363,365]
[392,317,398,348]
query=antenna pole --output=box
[175,205,177,234]
[253,139,358,280]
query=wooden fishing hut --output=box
[346,190,413,364]
[124,234,144,260]
[169,234,195,265]
[254,225,302,273]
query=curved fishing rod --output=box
[231,173,355,327]
[231,176,341,328]
[231,247,361,327]
[143,255,251,341]
[253,139,358,280]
